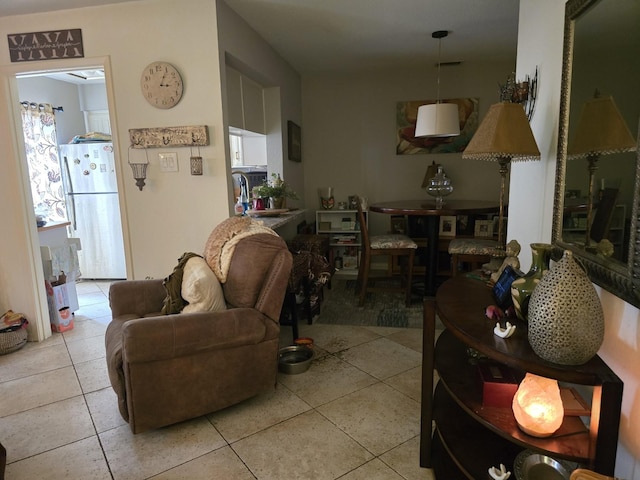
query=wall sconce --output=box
[190,146,203,175]
[499,67,538,121]
[512,373,564,437]
[128,147,149,191]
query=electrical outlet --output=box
[159,153,178,172]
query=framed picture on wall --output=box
[474,220,493,238]
[439,216,457,237]
[287,120,301,162]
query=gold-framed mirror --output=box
[552,0,640,307]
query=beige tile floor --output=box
[0,280,436,480]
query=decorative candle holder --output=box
[318,187,334,209]
[425,165,453,208]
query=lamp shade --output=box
[421,160,439,188]
[462,102,540,161]
[568,95,636,159]
[415,103,460,137]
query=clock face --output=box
[140,61,183,109]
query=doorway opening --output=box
[16,66,126,318]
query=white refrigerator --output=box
[59,143,126,279]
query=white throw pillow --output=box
[181,256,226,313]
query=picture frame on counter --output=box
[474,220,493,238]
[439,215,456,237]
[390,215,407,235]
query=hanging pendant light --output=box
[415,30,460,138]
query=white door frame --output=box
[1,55,130,341]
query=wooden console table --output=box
[420,275,623,477]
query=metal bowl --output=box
[514,449,578,480]
[278,345,314,374]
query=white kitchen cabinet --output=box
[226,67,244,129]
[226,66,265,134]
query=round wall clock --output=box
[140,61,183,109]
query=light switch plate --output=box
[159,152,178,172]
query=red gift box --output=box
[477,362,521,408]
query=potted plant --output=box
[253,173,298,209]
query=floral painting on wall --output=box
[396,97,479,155]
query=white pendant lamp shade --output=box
[415,103,460,137]
[414,30,460,138]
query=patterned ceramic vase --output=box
[527,250,604,365]
[510,243,553,321]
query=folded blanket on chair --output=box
[203,216,278,283]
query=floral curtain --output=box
[21,102,67,222]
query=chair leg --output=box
[355,250,366,295]
[303,279,313,325]
[359,255,372,307]
[451,254,459,277]
[285,291,299,341]
[405,250,415,307]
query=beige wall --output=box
[0,0,229,340]
[1,0,638,474]
[513,0,640,476]
[0,0,303,342]
[301,61,516,236]
[216,0,303,208]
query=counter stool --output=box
[0,441,5,480]
[284,235,333,333]
[448,238,503,276]
[282,251,313,341]
[356,199,417,307]
[289,234,332,287]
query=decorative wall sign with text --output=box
[129,125,210,149]
[7,29,84,63]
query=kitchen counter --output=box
[246,209,306,239]
[37,220,71,233]
[37,220,80,316]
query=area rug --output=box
[315,278,423,328]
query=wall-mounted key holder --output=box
[129,125,209,149]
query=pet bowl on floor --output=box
[278,345,314,374]
[294,337,314,349]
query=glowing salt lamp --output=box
[512,373,564,437]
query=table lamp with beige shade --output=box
[462,102,541,247]
[567,93,636,248]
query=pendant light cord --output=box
[431,30,449,105]
[436,36,442,105]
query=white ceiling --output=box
[223,0,519,73]
[0,0,520,74]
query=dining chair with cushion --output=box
[355,197,417,306]
[448,237,503,276]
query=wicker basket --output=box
[0,327,28,355]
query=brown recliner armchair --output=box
[105,232,292,434]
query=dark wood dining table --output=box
[369,199,499,296]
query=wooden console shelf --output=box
[420,275,623,477]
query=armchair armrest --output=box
[109,280,166,319]
[121,307,276,363]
